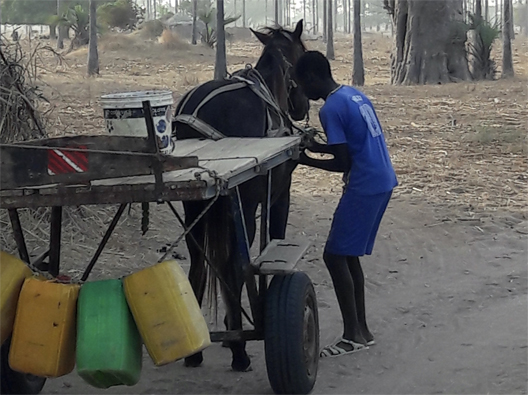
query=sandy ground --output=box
[1,29,527,394]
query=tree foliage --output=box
[1,0,58,24]
[97,0,139,30]
[197,1,239,47]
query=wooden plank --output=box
[0,137,302,209]
[0,143,199,189]
[189,137,300,163]
[172,139,213,156]
[252,239,311,275]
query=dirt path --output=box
[39,183,527,395]
[2,31,526,395]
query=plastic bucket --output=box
[101,91,175,155]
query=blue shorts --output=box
[325,190,392,257]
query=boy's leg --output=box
[347,256,374,344]
[323,251,367,346]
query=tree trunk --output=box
[303,0,307,26]
[313,0,317,32]
[484,0,488,21]
[352,0,364,85]
[502,0,514,77]
[334,0,337,31]
[49,24,57,40]
[174,0,178,14]
[242,0,246,28]
[57,25,68,50]
[386,0,472,85]
[87,0,99,76]
[191,0,197,45]
[509,0,514,40]
[525,0,528,37]
[275,0,279,24]
[215,0,227,80]
[327,0,335,59]
[475,0,482,17]
[323,0,327,41]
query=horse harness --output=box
[174,66,294,141]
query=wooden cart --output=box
[0,104,319,395]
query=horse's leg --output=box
[269,164,295,240]
[182,201,207,368]
[223,183,260,371]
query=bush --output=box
[97,0,139,31]
[159,29,189,50]
[139,19,164,39]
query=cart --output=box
[0,102,319,395]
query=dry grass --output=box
[4,32,527,217]
[158,29,190,51]
[99,33,151,53]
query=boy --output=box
[295,51,398,357]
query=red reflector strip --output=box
[47,146,88,175]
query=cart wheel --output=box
[265,272,319,395]
[1,337,46,395]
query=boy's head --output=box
[294,51,335,100]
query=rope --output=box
[157,169,226,263]
[165,201,255,327]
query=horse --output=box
[172,20,309,372]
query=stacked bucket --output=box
[0,251,210,389]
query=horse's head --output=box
[251,20,310,122]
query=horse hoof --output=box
[231,358,252,372]
[184,353,203,367]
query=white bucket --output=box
[101,91,175,155]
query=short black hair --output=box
[295,51,333,81]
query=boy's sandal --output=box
[319,338,369,358]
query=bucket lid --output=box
[100,90,174,109]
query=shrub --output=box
[97,0,139,31]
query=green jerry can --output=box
[76,279,142,389]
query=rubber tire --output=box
[1,337,46,395]
[265,272,319,395]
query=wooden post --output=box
[49,206,62,277]
[81,204,127,282]
[8,209,30,264]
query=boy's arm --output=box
[299,143,351,173]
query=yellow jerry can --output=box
[0,251,33,345]
[9,277,80,377]
[123,260,211,366]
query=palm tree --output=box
[352,0,364,85]
[87,0,99,76]
[192,0,198,44]
[323,0,327,41]
[215,0,227,80]
[502,0,514,77]
[326,0,335,59]
[242,0,246,28]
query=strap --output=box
[193,82,248,116]
[174,114,225,140]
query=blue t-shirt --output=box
[319,85,398,195]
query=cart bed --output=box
[0,137,300,209]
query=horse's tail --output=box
[202,195,234,327]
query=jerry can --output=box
[0,251,33,345]
[76,279,142,388]
[9,277,80,377]
[123,260,211,366]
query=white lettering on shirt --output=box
[359,104,382,138]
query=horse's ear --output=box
[251,28,269,46]
[293,19,303,40]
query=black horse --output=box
[172,20,309,372]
